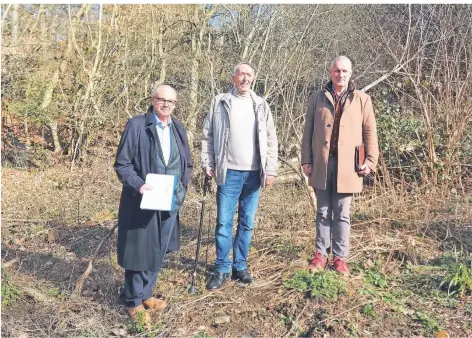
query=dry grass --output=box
[1,158,472,337]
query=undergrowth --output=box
[284,270,347,300]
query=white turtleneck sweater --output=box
[227,88,260,171]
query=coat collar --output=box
[323,80,356,93]
[323,81,356,110]
[145,106,183,130]
[145,106,156,126]
[221,88,265,108]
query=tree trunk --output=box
[11,4,19,46]
[39,4,91,155]
[70,4,103,170]
[186,5,217,151]
[241,5,262,60]
[187,57,199,152]
[151,14,166,94]
[24,113,31,150]
[48,119,62,154]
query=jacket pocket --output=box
[173,180,187,211]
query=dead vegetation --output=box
[2,156,471,337]
[2,3,472,337]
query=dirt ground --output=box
[1,163,472,337]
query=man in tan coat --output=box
[301,56,379,276]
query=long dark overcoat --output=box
[114,107,193,272]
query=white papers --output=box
[140,174,177,211]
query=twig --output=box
[3,257,20,268]
[252,273,283,288]
[284,299,309,337]
[279,156,316,211]
[257,263,285,273]
[351,218,393,227]
[174,293,214,309]
[318,299,378,324]
[3,219,49,223]
[70,222,118,298]
[23,287,55,303]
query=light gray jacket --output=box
[201,89,278,186]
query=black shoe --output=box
[206,272,230,290]
[232,268,253,284]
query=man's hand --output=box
[265,175,275,187]
[302,164,312,177]
[203,167,214,177]
[139,184,153,195]
[358,164,371,176]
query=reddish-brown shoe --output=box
[142,297,167,311]
[308,251,328,273]
[332,257,350,277]
[127,304,151,325]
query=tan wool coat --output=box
[301,86,379,193]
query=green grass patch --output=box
[464,302,472,315]
[274,239,304,258]
[280,314,295,327]
[381,289,410,306]
[364,260,388,288]
[284,270,347,300]
[440,261,472,297]
[360,303,377,318]
[194,332,213,338]
[359,285,380,297]
[351,260,388,288]
[366,268,388,288]
[44,287,67,300]
[1,269,19,307]
[133,311,148,333]
[413,311,443,334]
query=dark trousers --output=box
[123,211,177,307]
[124,270,158,307]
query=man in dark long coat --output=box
[114,85,193,323]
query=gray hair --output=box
[151,84,177,98]
[330,56,352,70]
[232,62,255,76]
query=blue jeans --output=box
[215,169,261,273]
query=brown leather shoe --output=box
[308,251,328,273]
[143,297,167,311]
[127,304,151,324]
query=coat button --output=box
[327,124,331,127]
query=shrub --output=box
[284,270,347,300]
[440,262,472,297]
[365,268,388,288]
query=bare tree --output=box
[2,3,470,192]
[10,4,19,46]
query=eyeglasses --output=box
[153,97,176,106]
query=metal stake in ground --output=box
[189,176,211,294]
[204,203,212,276]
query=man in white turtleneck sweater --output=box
[227,87,260,172]
[201,63,278,290]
